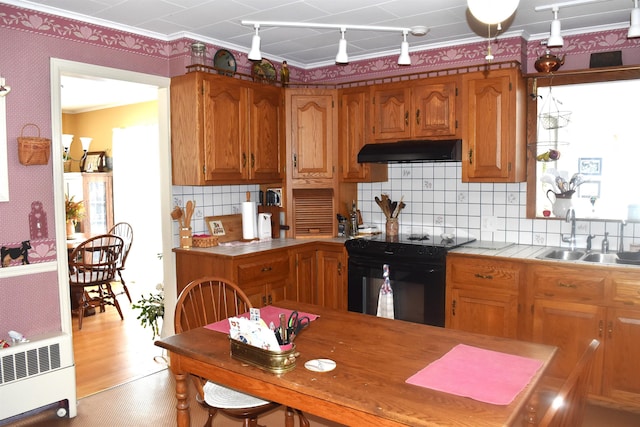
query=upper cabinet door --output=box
[289,90,335,183]
[249,85,283,182]
[462,68,526,183]
[412,78,459,138]
[371,84,411,140]
[202,78,247,182]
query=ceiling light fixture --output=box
[630,0,640,38]
[467,0,519,25]
[535,1,612,47]
[547,6,564,47]
[336,28,348,64]
[248,24,262,61]
[241,20,429,66]
[398,30,411,66]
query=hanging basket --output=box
[18,123,51,166]
[538,111,572,130]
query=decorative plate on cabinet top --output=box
[213,49,236,76]
[251,58,276,81]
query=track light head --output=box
[629,0,640,38]
[335,28,348,64]
[547,7,563,47]
[248,24,262,61]
[398,30,411,65]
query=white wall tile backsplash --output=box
[172,162,640,250]
[358,163,640,251]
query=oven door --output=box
[347,256,445,327]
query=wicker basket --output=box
[18,124,51,166]
[192,235,219,248]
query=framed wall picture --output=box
[81,151,106,172]
[207,219,226,236]
[578,181,601,198]
[578,157,602,175]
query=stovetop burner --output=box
[345,233,476,261]
[406,234,430,241]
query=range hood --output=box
[358,139,462,163]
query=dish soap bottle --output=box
[601,232,609,254]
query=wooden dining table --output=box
[155,301,557,427]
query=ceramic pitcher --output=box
[547,190,574,218]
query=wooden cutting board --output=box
[204,214,243,243]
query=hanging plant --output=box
[132,283,165,339]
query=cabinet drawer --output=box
[448,258,520,291]
[237,253,289,284]
[531,266,605,303]
[609,273,640,307]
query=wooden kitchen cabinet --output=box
[170,72,282,185]
[446,255,522,338]
[527,263,607,395]
[371,75,460,141]
[461,67,526,182]
[290,242,348,310]
[602,272,640,408]
[316,245,348,310]
[286,88,336,185]
[293,247,317,305]
[174,248,292,306]
[338,87,387,183]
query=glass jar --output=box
[190,42,206,70]
[385,218,399,237]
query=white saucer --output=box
[304,359,336,373]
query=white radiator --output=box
[0,331,77,420]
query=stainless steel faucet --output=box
[619,220,627,252]
[562,208,576,250]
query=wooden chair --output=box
[536,339,600,427]
[69,234,124,330]
[108,222,134,302]
[175,276,309,427]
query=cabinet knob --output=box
[251,153,255,168]
[416,109,420,125]
[404,111,409,126]
[242,152,247,167]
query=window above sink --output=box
[527,68,640,223]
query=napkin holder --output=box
[229,338,298,374]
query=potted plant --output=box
[132,283,165,339]
[65,194,84,237]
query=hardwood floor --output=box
[72,282,166,398]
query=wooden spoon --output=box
[171,206,184,228]
[185,200,194,226]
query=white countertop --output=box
[174,237,347,257]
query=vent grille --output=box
[293,189,334,237]
[0,343,61,385]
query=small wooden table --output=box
[156,301,556,427]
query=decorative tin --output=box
[230,338,298,374]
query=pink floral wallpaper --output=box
[0,1,638,338]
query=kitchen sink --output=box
[537,248,624,264]
[539,249,585,261]
[581,253,619,264]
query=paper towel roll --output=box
[242,201,257,240]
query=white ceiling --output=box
[11,0,631,111]
[10,0,632,67]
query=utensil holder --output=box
[230,338,297,374]
[180,227,192,248]
[385,218,399,236]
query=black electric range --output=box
[344,233,476,261]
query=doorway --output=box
[50,58,176,396]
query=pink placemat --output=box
[405,344,543,405]
[205,305,319,334]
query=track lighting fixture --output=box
[241,20,429,66]
[630,0,640,38]
[336,28,348,64]
[398,30,411,65]
[248,24,261,61]
[547,6,564,47]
